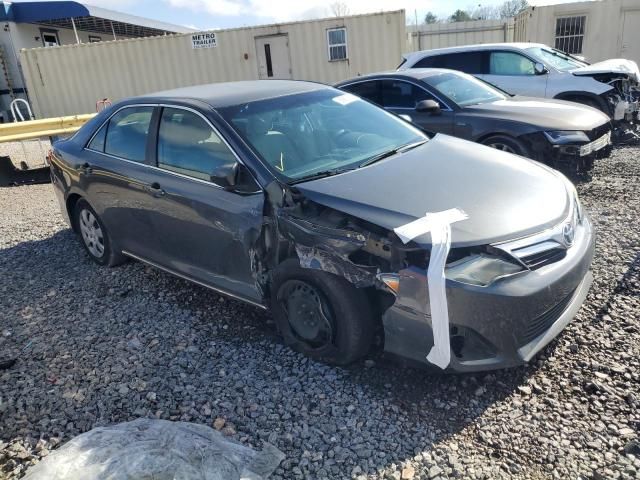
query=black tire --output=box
[481,134,531,158]
[270,258,374,365]
[73,199,125,267]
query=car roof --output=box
[402,42,548,61]
[139,80,330,108]
[336,68,465,85]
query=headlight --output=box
[544,130,590,144]
[446,254,524,287]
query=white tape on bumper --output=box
[394,208,469,369]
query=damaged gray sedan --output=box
[49,80,594,372]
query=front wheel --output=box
[73,198,125,266]
[270,259,374,365]
[481,135,531,158]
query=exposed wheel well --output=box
[553,93,609,114]
[476,132,516,144]
[477,132,529,147]
[66,193,82,231]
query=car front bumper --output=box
[382,215,595,372]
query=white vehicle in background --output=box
[398,43,640,125]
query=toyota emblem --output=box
[562,222,575,246]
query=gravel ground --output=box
[0,147,639,480]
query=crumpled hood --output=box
[295,135,571,248]
[572,58,640,83]
[463,97,609,131]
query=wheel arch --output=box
[553,91,609,113]
[66,193,83,232]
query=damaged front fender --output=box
[278,212,379,287]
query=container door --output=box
[255,35,292,79]
[621,11,640,63]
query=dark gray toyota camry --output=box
[50,80,594,372]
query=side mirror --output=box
[210,160,239,189]
[534,62,548,75]
[415,99,441,115]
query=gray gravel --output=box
[1,147,639,480]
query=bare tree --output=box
[499,0,529,18]
[471,4,501,20]
[329,1,350,17]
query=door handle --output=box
[79,162,93,174]
[145,182,165,198]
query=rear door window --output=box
[416,52,487,74]
[104,106,153,162]
[414,56,441,68]
[489,51,536,75]
[157,107,237,183]
[342,80,382,105]
[380,80,431,108]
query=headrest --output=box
[246,115,270,138]
[161,113,212,145]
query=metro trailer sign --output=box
[191,32,217,49]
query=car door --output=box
[144,105,265,304]
[379,79,454,135]
[82,104,163,258]
[477,50,548,97]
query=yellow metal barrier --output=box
[0,113,96,142]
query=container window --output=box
[554,16,586,54]
[327,28,347,61]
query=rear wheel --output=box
[73,199,125,266]
[481,135,531,158]
[270,259,374,365]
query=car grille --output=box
[517,247,566,269]
[586,123,612,142]
[511,240,567,270]
[523,289,575,343]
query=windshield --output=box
[421,72,506,107]
[526,47,588,71]
[218,89,426,182]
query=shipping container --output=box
[21,10,406,118]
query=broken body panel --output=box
[50,81,595,372]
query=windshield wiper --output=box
[289,167,355,184]
[359,140,427,168]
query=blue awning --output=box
[0,1,194,35]
[5,1,90,23]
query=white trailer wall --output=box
[515,0,640,65]
[20,10,405,118]
[406,19,514,53]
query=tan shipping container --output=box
[20,10,406,118]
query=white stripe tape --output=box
[394,208,468,369]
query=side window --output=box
[441,52,486,74]
[87,123,107,151]
[157,107,236,183]
[489,52,535,75]
[104,106,153,162]
[414,56,441,68]
[342,81,382,105]
[380,80,431,109]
